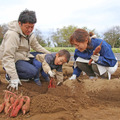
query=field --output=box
[0,61,120,120]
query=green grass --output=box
[45,47,75,52]
[31,47,120,53]
[112,48,120,53]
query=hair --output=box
[57,49,71,63]
[89,31,94,37]
[18,9,37,24]
[69,29,93,49]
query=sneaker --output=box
[89,76,98,79]
[57,82,62,86]
[20,79,30,82]
[5,74,10,83]
[5,74,30,82]
[34,78,42,86]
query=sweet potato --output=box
[48,77,56,88]
[22,96,30,115]
[0,102,5,113]
[8,94,22,114]
[4,93,11,115]
[88,41,103,65]
[10,96,15,104]
[10,97,24,117]
[4,90,17,98]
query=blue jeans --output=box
[15,52,43,79]
[33,58,49,79]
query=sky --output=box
[0,0,120,35]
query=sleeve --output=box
[30,34,51,54]
[36,54,51,73]
[56,71,63,82]
[96,42,117,67]
[2,32,19,80]
[73,67,82,77]
[72,50,82,77]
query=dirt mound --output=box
[0,61,120,120]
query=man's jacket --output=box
[0,20,50,80]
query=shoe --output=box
[34,78,42,86]
[57,82,62,86]
[89,76,98,79]
[44,77,50,82]
[101,72,111,80]
[5,74,10,83]
[5,74,30,82]
[20,79,30,82]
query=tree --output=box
[34,29,47,47]
[103,26,120,48]
[51,25,78,47]
[46,37,51,47]
[0,24,8,44]
[51,25,99,47]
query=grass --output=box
[45,47,75,52]
[31,47,120,53]
[112,48,120,53]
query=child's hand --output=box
[69,74,76,80]
[48,71,55,77]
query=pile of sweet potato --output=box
[0,90,30,117]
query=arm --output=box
[73,67,82,77]
[95,41,117,67]
[30,34,51,54]
[2,32,20,80]
[71,50,82,77]
[36,54,51,73]
[2,32,22,90]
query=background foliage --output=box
[0,24,120,48]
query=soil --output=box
[0,61,120,120]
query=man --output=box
[0,9,50,90]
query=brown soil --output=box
[0,61,120,120]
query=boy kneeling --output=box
[33,49,70,86]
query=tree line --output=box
[0,24,120,48]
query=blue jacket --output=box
[73,38,117,77]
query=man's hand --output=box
[91,53,100,62]
[69,74,77,80]
[48,71,55,77]
[7,79,22,91]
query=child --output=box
[33,49,71,86]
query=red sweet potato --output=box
[4,93,11,115]
[22,96,30,115]
[88,41,103,65]
[8,93,22,115]
[10,96,15,104]
[4,90,17,97]
[48,77,56,88]
[0,102,5,113]
[10,97,24,117]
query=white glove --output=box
[48,71,55,77]
[69,74,77,80]
[7,79,22,90]
[91,53,100,62]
